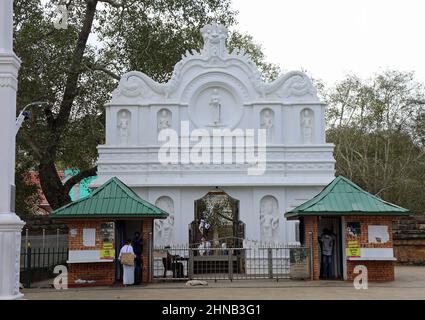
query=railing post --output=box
[25,228,28,254]
[267,248,273,279]
[188,249,194,280]
[42,228,45,250]
[228,248,233,282]
[149,232,153,282]
[26,244,32,288]
[56,228,59,252]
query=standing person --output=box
[319,228,335,280]
[132,232,143,285]
[198,237,211,256]
[119,239,135,286]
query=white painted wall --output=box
[93,23,336,247]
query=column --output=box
[0,0,25,300]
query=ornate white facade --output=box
[0,0,25,299]
[93,23,335,247]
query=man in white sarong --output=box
[119,240,135,286]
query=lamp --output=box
[15,101,50,135]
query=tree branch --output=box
[63,166,98,194]
[99,0,123,8]
[53,0,99,144]
[82,61,120,80]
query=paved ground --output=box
[22,266,425,300]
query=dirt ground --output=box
[22,266,425,300]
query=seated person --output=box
[163,247,184,278]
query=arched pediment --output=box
[109,23,320,105]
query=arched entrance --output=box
[188,190,246,276]
[189,190,245,249]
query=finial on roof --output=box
[200,23,228,59]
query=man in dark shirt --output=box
[132,232,143,284]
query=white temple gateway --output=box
[92,23,335,248]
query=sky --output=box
[231,0,425,85]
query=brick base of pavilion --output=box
[67,219,154,288]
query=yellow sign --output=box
[102,242,114,249]
[346,240,361,257]
[100,248,115,259]
[100,242,115,259]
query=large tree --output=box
[325,71,425,213]
[14,0,280,212]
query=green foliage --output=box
[15,152,40,218]
[326,71,425,214]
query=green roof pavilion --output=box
[50,177,169,219]
[285,176,411,219]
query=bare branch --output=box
[82,62,120,80]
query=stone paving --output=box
[22,266,425,300]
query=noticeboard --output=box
[289,247,310,279]
[100,222,115,259]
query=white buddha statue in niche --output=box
[117,112,130,145]
[209,89,222,126]
[301,109,314,144]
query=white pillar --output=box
[0,0,25,300]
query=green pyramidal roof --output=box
[285,176,410,218]
[51,177,168,219]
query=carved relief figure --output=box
[301,108,314,144]
[260,196,279,244]
[209,89,222,126]
[157,109,172,136]
[154,196,175,247]
[260,108,275,143]
[117,110,131,145]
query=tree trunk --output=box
[38,161,70,210]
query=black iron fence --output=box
[20,246,68,288]
[153,245,310,282]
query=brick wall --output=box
[345,216,395,281]
[142,219,153,283]
[68,263,115,287]
[68,220,107,251]
[345,216,394,249]
[393,216,425,265]
[302,216,319,280]
[347,260,394,281]
[67,219,116,287]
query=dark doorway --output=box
[189,190,244,248]
[318,217,343,280]
[115,220,143,282]
[188,190,246,275]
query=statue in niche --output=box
[117,111,130,145]
[154,197,175,247]
[260,109,275,143]
[209,89,222,126]
[157,109,172,135]
[301,109,314,144]
[260,196,279,244]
